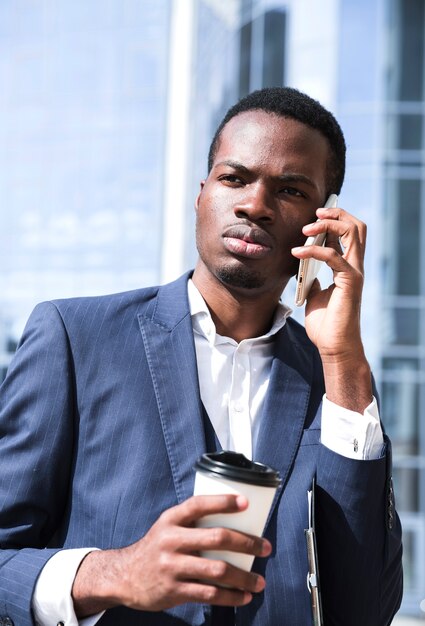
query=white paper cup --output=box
[193,451,281,572]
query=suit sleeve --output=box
[0,302,76,625]
[316,437,403,626]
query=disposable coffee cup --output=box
[193,450,281,572]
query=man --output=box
[0,87,402,625]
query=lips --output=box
[222,225,273,259]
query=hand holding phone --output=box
[295,194,338,307]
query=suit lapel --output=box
[255,322,315,517]
[138,274,207,504]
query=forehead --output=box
[214,110,330,175]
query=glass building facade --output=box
[380,0,425,613]
[0,0,171,338]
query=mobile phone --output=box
[294,194,338,307]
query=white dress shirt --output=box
[32,280,384,625]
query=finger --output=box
[303,217,359,243]
[176,554,266,594]
[296,222,364,273]
[176,580,253,607]
[316,206,363,228]
[292,245,365,291]
[293,244,352,273]
[315,207,367,249]
[176,526,271,558]
[165,494,248,526]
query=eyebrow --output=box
[213,160,316,189]
[213,159,251,174]
[276,173,316,189]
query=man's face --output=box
[195,110,331,297]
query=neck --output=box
[192,267,286,343]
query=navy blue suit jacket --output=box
[0,273,402,625]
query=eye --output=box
[279,187,306,198]
[219,174,245,186]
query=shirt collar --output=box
[188,278,292,346]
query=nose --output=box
[234,183,275,223]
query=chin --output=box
[216,265,265,290]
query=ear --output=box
[195,180,206,211]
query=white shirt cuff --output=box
[321,395,384,460]
[32,548,105,626]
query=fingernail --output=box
[261,539,272,556]
[235,495,249,509]
[243,592,253,604]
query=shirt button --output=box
[234,404,243,412]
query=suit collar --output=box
[146,270,194,330]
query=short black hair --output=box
[208,87,346,195]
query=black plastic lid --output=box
[194,451,281,488]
